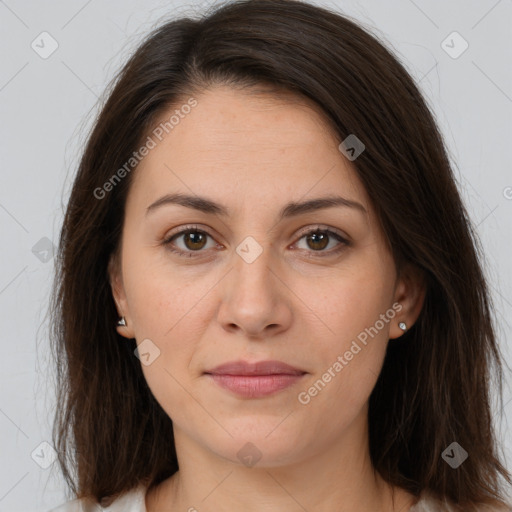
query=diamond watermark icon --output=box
[134,338,161,366]
[32,236,55,263]
[237,442,262,467]
[441,31,469,59]
[338,134,365,161]
[236,236,263,264]
[31,31,59,59]
[31,441,57,469]
[441,441,468,468]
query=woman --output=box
[48,0,512,510]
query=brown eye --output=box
[295,228,348,255]
[305,231,330,251]
[182,231,207,250]
[162,226,217,257]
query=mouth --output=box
[204,360,307,398]
[205,359,306,376]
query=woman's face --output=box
[110,85,423,467]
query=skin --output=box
[109,85,426,512]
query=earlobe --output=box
[108,253,135,339]
[115,320,133,339]
[390,263,427,339]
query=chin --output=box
[203,420,312,468]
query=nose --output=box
[216,239,293,339]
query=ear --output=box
[389,262,426,339]
[108,252,135,339]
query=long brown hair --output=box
[49,0,511,508]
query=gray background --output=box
[0,0,511,510]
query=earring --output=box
[117,317,127,327]
[398,321,407,331]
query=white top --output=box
[48,484,511,512]
[48,484,146,512]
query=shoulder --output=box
[48,483,147,512]
[409,490,512,512]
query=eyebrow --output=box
[145,192,367,220]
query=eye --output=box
[162,225,218,257]
[293,226,349,257]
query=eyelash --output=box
[162,224,350,259]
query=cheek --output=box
[128,265,208,419]
[295,265,394,408]
[123,247,207,335]
[300,268,393,349]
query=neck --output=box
[146,410,416,512]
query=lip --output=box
[205,360,306,376]
[204,360,307,398]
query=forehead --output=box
[153,85,341,158]
[128,85,372,221]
